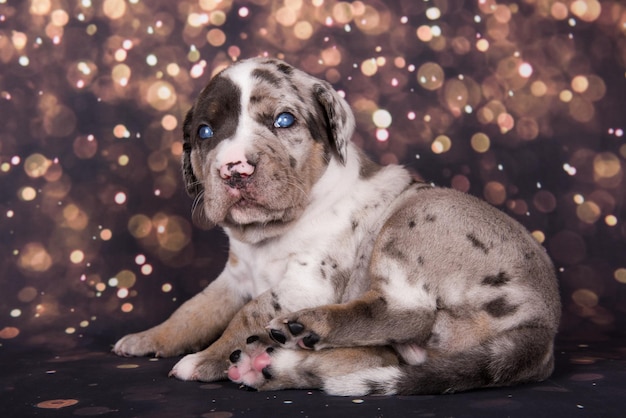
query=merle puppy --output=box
[114,57,560,395]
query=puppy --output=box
[114,57,560,396]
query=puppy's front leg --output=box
[113,275,246,358]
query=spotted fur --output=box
[113,58,560,396]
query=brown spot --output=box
[358,150,382,178]
[228,251,239,267]
[467,233,489,254]
[331,269,351,299]
[483,297,518,318]
[301,141,331,188]
[320,267,327,279]
[271,292,282,312]
[276,62,294,76]
[372,274,390,285]
[382,239,407,261]
[482,272,511,287]
[252,68,282,87]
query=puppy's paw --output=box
[267,312,325,350]
[227,336,275,390]
[113,331,169,357]
[169,352,228,382]
[169,352,203,381]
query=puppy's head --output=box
[182,57,355,243]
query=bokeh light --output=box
[417,62,445,91]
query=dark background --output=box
[1,0,625,366]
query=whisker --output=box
[191,189,206,221]
[284,176,309,205]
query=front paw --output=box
[113,331,171,357]
[169,352,228,382]
[169,352,203,381]
[267,313,324,350]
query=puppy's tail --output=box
[323,327,556,396]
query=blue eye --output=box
[198,125,213,139]
[274,113,295,128]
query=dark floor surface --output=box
[2,339,625,418]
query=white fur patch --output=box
[376,261,435,311]
[393,342,428,365]
[214,62,257,173]
[270,349,303,376]
[323,366,402,396]
[170,352,203,381]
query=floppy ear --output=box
[313,81,355,165]
[181,106,202,198]
[181,106,215,230]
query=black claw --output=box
[246,335,259,344]
[229,349,242,363]
[302,332,320,348]
[262,367,273,380]
[287,321,305,336]
[269,329,287,344]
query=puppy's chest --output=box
[229,191,391,300]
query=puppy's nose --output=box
[219,160,255,180]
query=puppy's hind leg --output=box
[324,324,557,396]
[228,344,399,392]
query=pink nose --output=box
[219,160,255,180]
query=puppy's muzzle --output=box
[220,160,256,190]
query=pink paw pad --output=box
[253,351,271,371]
[228,349,273,389]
